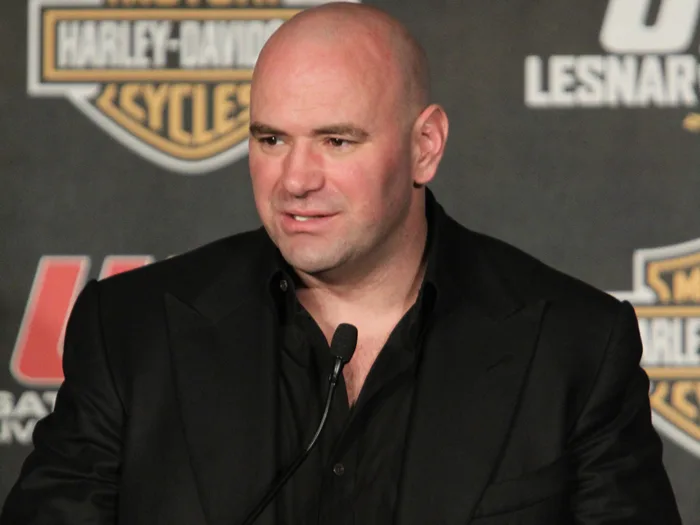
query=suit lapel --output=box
[396,199,548,525]
[165,232,280,525]
[395,300,545,525]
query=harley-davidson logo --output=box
[611,237,700,458]
[27,0,357,174]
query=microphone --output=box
[239,323,358,525]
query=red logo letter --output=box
[11,257,89,386]
[11,256,152,387]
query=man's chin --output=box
[286,260,338,277]
[279,249,336,274]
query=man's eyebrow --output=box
[249,122,370,140]
[312,125,369,140]
[249,122,286,136]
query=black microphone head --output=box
[329,323,358,363]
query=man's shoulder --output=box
[457,227,632,373]
[462,224,623,317]
[96,227,271,303]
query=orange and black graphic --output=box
[27,0,358,174]
[611,238,700,458]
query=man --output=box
[1,3,682,524]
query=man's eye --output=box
[260,136,279,146]
[327,137,351,148]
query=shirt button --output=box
[332,463,345,476]
[279,279,288,292]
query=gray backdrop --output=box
[2,0,699,522]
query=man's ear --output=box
[411,104,449,187]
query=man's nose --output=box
[280,142,324,197]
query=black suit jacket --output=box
[1,201,682,525]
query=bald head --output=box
[247,3,449,284]
[253,2,430,119]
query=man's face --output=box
[249,38,416,277]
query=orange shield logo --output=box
[28,0,359,174]
[611,238,700,458]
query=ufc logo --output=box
[10,256,152,387]
[600,0,700,53]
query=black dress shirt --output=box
[271,235,438,525]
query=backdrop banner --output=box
[1,0,699,522]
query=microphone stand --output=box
[238,357,346,525]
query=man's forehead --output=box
[250,87,379,134]
[251,45,395,116]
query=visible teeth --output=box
[293,215,311,221]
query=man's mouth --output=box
[287,213,333,221]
